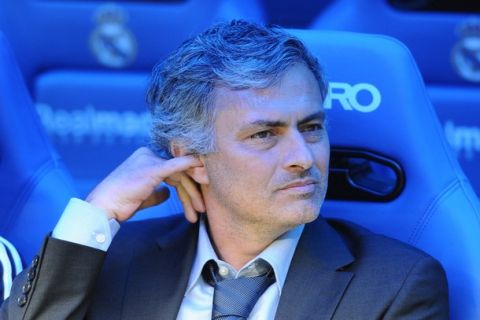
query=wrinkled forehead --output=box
[211,64,325,126]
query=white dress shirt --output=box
[52,198,120,251]
[177,218,303,320]
[52,198,304,319]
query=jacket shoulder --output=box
[326,218,433,263]
[324,218,449,318]
[102,214,191,272]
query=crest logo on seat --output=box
[90,3,137,68]
[451,19,480,83]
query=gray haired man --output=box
[2,20,448,319]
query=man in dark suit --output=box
[1,20,448,319]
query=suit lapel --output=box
[121,219,199,320]
[275,217,355,320]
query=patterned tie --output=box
[203,260,276,320]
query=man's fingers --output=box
[180,175,205,213]
[84,148,203,222]
[155,156,203,182]
[162,158,206,213]
[177,184,199,223]
[138,186,170,210]
[164,175,180,187]
[166,172,205,222]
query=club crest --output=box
[89,3,137,68]
[451,19,480,82]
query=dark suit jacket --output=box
[1,215,449,319]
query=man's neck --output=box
[203,212,287,271]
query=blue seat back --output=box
[0,33,75,263]
[311,0,480,197]
[0,0,264,197]
[429,86,480,194]
[291,29,480,320]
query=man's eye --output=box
[302,124,323,132]
[250,130,274,139]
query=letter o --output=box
[348,83,381,113]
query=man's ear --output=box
[171,143,209,185]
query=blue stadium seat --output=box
[289,29,480,320]
[429,86,480,195]
[0,32,76,264]
[310,0,480,197]
[0,0,265,197]
[0,31,185,261]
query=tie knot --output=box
[202,260,276,320]
[202,260,275,285]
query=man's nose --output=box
[282,131,314,172]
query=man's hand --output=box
[85,147,205,223]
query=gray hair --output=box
[147,20,327,157]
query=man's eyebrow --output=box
[244,119,288,129]
[298,111,325,125]
[240,111,326,131]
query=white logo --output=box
[451,19,480,83]
[444,120,480,161]
[36,103,150,145]
[89,3,137,68]
[324,82,381,113]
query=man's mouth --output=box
[278,179,318,193]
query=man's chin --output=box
[279,204,321,226]
[299,210,320,224]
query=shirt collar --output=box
[186,216,304,296]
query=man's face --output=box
[203,63,330,237]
